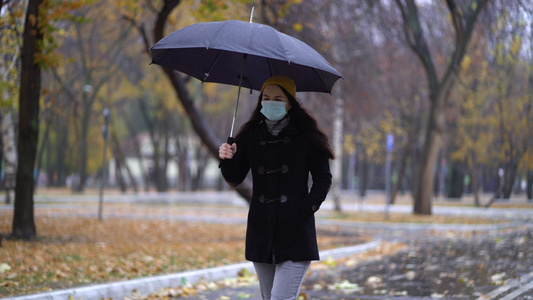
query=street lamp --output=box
[385,133,394,219]
[98,108,110,221]
[498,168,504,201]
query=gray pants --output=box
[253,260,311,300]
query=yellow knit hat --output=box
[260,75,296,99]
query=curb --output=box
[4,240,381,300]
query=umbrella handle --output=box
[227,137,235,144]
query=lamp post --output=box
[385,134,394,219]
[356,137,364,211]
[98,108,110,221]
[498,168,504,201]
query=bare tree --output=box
[127,0,253,201]
[394,0,489,214]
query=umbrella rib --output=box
[150,49,171,64]
[273,31,291,64]
[313,68,331,94]
[267,58,274,77]
[204,50,224,81]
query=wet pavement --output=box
[191,224,533,300]
[304,226,533,299]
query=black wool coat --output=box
[220,120,332,264]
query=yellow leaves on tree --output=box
[34,0,98,69]
[0,0,25,109]
[190,0,253,22]
[451,10,533,188]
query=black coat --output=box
[220,120,332,264]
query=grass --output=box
[0,214,248,297]
[323,211,505,224]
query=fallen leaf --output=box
[0,263,11,273]
[329,279,361,293]
[237,292,252,298]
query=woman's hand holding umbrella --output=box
[219,142,236,160]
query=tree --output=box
[0,0,25,204]
[12,0,43,239]
[51,3,133,192]
[394,0,489,214]
[450,2,533,205]
[137,95,173,192]
[488,19,532,199]
[12,0,97,239]
[451,48,494,206]
[123,0,254,202]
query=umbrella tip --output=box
[250,7,254,23]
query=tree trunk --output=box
[161,123,170,191]
[35,110,52,189]
[12,0,43,239]
[471,169,480,207]
[192,148,208,191]
[502,162,517,199]
[395,0,489,215]
[74,101,91,192]
[55,118,69,187]
[527,170,532,201]
[359,157,367,198]
[46,131,53,187]
[177,150,189,191]
[125,114,149,191]
[447,162,464,198]
[413,109,443,214]
[111,130,138,193]
[149,1,253,203]
[331,96,344,211]
[1,110,17,204]
[390,146,409,204]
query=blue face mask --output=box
[260,101,287,121]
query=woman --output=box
[218,75,334,300]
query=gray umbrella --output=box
[150,19,343,140]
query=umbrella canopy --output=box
[150,19,343,94]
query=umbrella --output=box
[150,18,343,142]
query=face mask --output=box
[260,101,287,121]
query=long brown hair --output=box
[235,86,335,160]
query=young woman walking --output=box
[219,75,334,300]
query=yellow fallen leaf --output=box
[0,263,11,273]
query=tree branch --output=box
[441,0,490,95]
[51,67,77,104]
[122,14,151,54]
[394,0,439,97]
[149,0,253,202]
[446,0,463,49]
[154,0,180,43]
